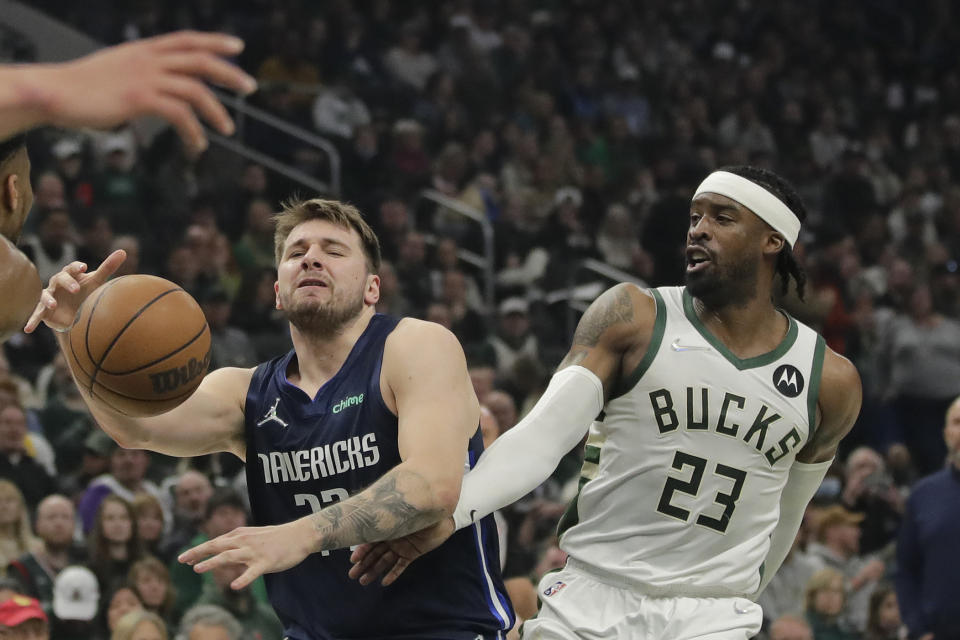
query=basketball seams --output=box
[84,277,123,368]
[97,322,209,376]
[87,287,185,393]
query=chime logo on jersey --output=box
[542,581,567,597]
[773,364,804,398]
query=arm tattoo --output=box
[311,468,442,551]
[571,285,634,347]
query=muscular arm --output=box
[756,348,862,594]
[0,236,41,342]
[450,283,657,528]
[306,319,477,549]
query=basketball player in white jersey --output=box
[350,165,862,639]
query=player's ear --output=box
[364,273,380,306]
[1,174,19,214]
[274,280,283,310]
[763,232,785,258]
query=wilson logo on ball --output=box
[148,350,212,394]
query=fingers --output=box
[231,564,264,591]
[91,250,127,285]
[149,30,245,58]
[348,543,390,581]
[178,536,222,565]
[159,76,234,136]
[160,52,257,95]
[194,548,250,574]
[382,557,412,587]
[148,94,208,153]
[363,550,401,586]
[23,297,50,333]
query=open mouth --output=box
[297,278,328,289]
[686,247,713,273]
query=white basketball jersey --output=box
[558,286,826,597]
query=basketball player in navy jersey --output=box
[28,198,514,639]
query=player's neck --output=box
[288,307,375,395]
[693,293,788,360]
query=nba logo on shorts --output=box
[542,581,567,597]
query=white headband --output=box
[693,171,801,247]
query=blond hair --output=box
[273,198,381,272]
[0,480,39,564]
[804,567,846,612]
[111,609,167,640]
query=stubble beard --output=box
[283,287,365,338]
[685,253,759,310]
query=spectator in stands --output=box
[195,562,283,640]
[78,448,164,534]
[179,605,241,640]
[896,395,960,640]
[104,587,142,636]
[0,595,49,640]
[8,495,84,614]
[383,23,437,92]
[199,287,257,371]
[879,282,960,474]
[128,558,175,629]
[162,471,212,562]
[111,609,167,640]
[808,505,884,632]
[393,231,433,312]
[769,614,813,640]
[840,446,903,554]
[0,405,56,510]
[87,495,142,595]
[482,298,539,380]
[232,199,276,279]
[440,270,486,347]
[864,584,903,640]
[19,206,77,286]
[373,261,411,319]
[0,479,38,574]
[804,568,858,640]
[50,565,100,640]
[131,494,166,562]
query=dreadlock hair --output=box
[717,165,808,301]
[0,134,26,168]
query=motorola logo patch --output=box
[773,364,804,398]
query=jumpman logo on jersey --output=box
[257,397,288,428]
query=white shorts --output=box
[520,564,762,640]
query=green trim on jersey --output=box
[806,335,827,442]
[682,288,798,371]
[611,288,666,400]
[557,476,590,541]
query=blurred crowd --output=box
[2,0,960,638]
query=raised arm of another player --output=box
[0,31,257,152]
[178,319,479,589]
[755,348,862,594]
[0,235,41,342]
[24,252,249,459]
[349,283,656,585]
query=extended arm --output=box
[451,283,656,529]
[0,31,256,152]
[755,348,862,594]
[25,253,248,458]
[179,319,480,588]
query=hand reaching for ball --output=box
[24,250,126,334]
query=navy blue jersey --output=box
[244,314,513,640]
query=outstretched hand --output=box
[179,520,315,590]
[41,31,257,153]
[348,516,455,586]
[24,249,126,334]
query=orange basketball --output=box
[66,275,211,417]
